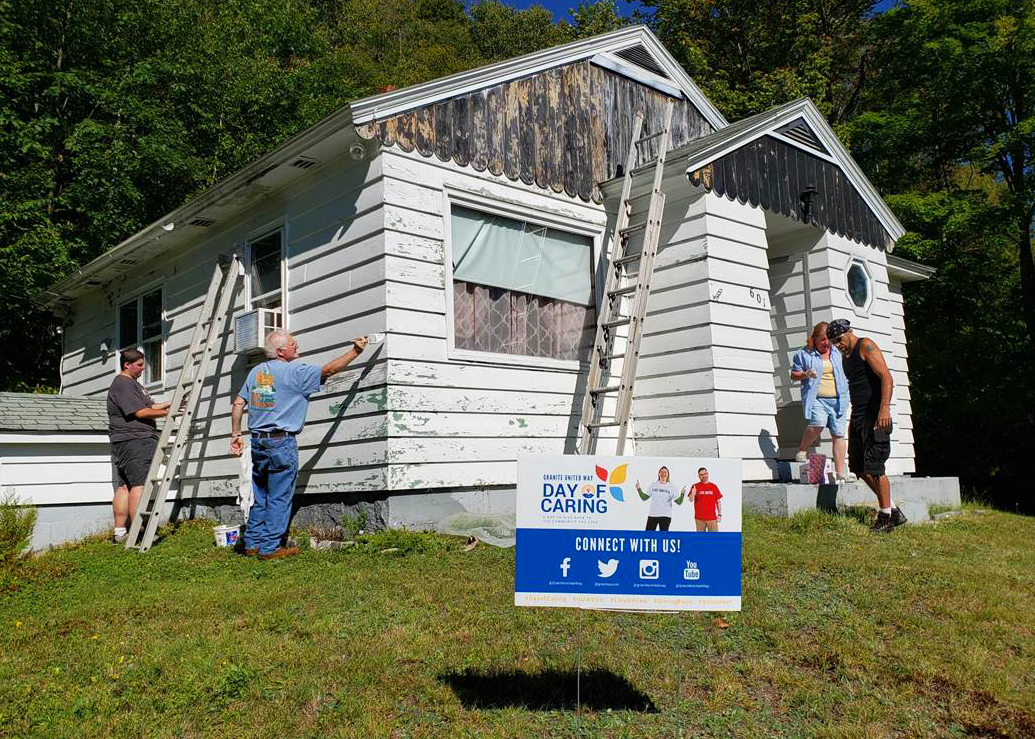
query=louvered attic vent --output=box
[189,217,215,227]
[775,118,828,154]
[613,45,669,79]
[291,156,318,170]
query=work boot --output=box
[890,507,908,527]
[870,511,895,533]
[243,548,258,557]
[257,546,300,561]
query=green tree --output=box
[646,0,879,124]
[852,0,1035,358]
[469,1,565,61]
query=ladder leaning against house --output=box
[577,101,674,456]
[125,254,242,552]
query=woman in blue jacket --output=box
[791,321,851,482]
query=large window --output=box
[118,286,163,385]
[248,228,284,310]
[449,204,594,362]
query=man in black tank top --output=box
[826,319,907,533]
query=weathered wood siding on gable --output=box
[356,62,713,202]
[688,135,893,252]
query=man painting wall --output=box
[230,330,367,560]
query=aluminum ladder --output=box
[577,102,674,455]
[126,254,242,552]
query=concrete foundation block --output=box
[743,476,960,523]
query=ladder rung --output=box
[590,385,621,395]
[620,222,647,237]
[587,421,623,429]
[605,352,626,361]
[615,252,641,266]
[603,317,631,329]
[609,284,637,297]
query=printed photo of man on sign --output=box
[515,456,742,612]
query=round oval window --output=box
[847,262,869,308]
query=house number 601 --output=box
[749,288,769,308]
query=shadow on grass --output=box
[439,668,657,712]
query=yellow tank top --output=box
[817,358,837,397]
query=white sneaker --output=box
[795,451,808,463]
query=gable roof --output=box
[0,392,108,433]
[674,97,905,246]
[40,27,723,309]
[350,26,727,130]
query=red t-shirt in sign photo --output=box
[692,482,723,521]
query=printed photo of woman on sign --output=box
[635,466,686,531]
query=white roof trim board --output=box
[678,97,905,243]
[350,25,728,130]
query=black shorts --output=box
[645,516,672,531]
[111,437,157,489]
[848,415,891,477]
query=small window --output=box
[118,286,164,385]
[248,229,284,310]
[840,256,873,314]
[449,205,594,361]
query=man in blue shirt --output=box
[230,330,368,560]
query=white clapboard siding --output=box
[0,436,112,505]
[58,153,390,496]
[631,186,780,479]
[379,148,610,491]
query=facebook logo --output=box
[559,557,571,578]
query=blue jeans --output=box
[245,436,299,555]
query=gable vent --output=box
[189,217,216,228]
[613,45,669,80]
[776,118,828,154]
[291,156,318,170]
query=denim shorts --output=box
[807,396,847,436]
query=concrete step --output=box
[743,476,961,524]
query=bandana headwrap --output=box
[826,319,851,340]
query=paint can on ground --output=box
[213,524,240,548]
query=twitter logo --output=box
[597,559,619,578]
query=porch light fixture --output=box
[800,185,818,224]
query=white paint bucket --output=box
[366,333,385,344]
[213,524,241,548]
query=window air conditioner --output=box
[234,308,282,354]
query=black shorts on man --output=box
[847,415,891,477]
[111,437,157,488]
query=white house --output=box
[39,27,948,530]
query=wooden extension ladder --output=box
[577,102,674,455]
[125,254,242,552]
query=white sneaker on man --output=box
[795,451,808,463]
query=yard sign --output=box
[515,455,742,612]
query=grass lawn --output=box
[1,510,1034,739]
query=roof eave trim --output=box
[589,53,684,99]
[681,98,905,247]
[887,254,936,282]
[41,107,357,308]
[349,26,728,131]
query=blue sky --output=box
[502,0,900,23]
